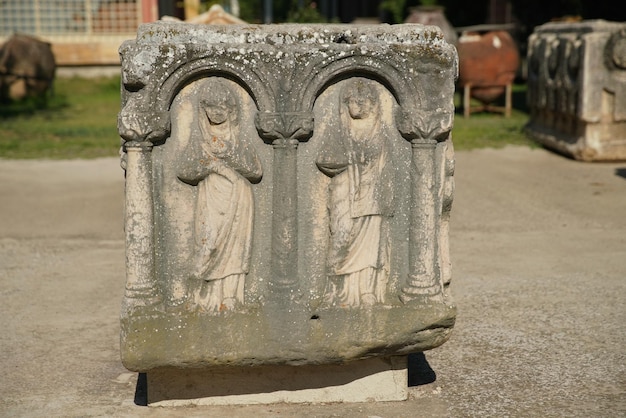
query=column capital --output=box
[255,111,314,144]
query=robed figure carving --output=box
[316,79,395,307]
[178,79,262,313]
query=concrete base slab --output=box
[147,356,407,406]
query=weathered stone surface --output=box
[526,20,626,161]
[118,22,457,372]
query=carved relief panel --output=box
[119,23,458,371]
[526,20,626,160]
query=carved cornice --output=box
[118,22,458,147]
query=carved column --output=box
[401,139,443,304]
[256,112,314,298]
[439,141,455,290]
[122,141,160,312]
[270,137,300,292]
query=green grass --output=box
[451,84,536,150]
[0,77,121,159]
[0,77,535,159]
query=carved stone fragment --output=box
[526,20,626,161]
[119,22,457,381]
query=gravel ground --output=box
[1,146,625,417]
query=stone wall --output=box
[118,22,458,374]
[526,20,626,161]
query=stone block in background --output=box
[118,22,457,404]
[526,20,626,161]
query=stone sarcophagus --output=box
[526,20,626,161]
[118,22,457,403]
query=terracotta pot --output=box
[405,6,457,45]
[457,30,520,104]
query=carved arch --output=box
[119,56,277,144]
[156,57,276,113]
[296,55,421,114]
[296,54,454,141]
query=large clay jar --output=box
[457,30,520,104]
[405,6,457,45]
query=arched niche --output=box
[297,77,412,308]
[150,76,273,307]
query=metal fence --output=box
[0,0,142,39]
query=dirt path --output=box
[1,147,625,417]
